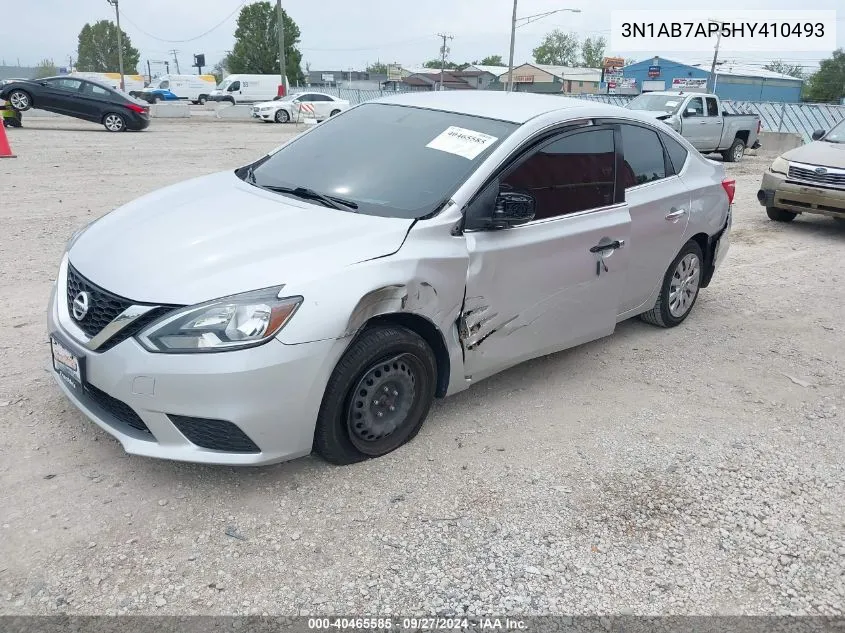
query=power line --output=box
[119,0,248,43]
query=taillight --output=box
[722,178,736,205]
[125,103,146,114]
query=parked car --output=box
[626,91,761,162]
[48,92,733,466]
[757,119,845,223]
[0,76,150,132]
[207,74,289,105]
[252,92,350,123]
[137,74,217,105]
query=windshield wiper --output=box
[257,185,358,211]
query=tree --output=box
[212,55,231,83]
[763,60,805,79]
[532,30,580,66]
[35,58,57,79]
[367,61,388,74]
[479,55,504,66]
[803,49,845,103]
[228,1,305,84]
[580,37,607,68]
[625,58,638,67]
[76,20,140,73]
[423,59,459,70]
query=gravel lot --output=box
[0,117,843,618]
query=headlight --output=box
[260,106,272,111]
[137,288,302,353]
[770,156,788,175]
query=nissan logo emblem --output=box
[72,291,90,321]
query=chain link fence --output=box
[291,87,845,144]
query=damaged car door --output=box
[461,125,632,382]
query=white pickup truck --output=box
[626,91,761,162]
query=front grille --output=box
[66,265,133,338]
[66,265,182,350]
[169,415,260,453]
[787,165,845,189]
[82,383,151,434]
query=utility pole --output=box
[276,0,286,95]
[707,19,725,93]
[147,60,152,83]
[169,50,181,74]
[436,33,454,91]
[507,0,518,93]
[106,0,125,90]
[68,55,74,73]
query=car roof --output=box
[371,90,625,124]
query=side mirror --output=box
[493,191,536,227]
[811,129,826,141]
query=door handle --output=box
[589,239,624,254]
[665,208,687,222]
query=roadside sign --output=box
[672,77,707,91]
[321,73,335,83]
[648,65,660,78]
[603,56,625,70]
[387,64,403,82]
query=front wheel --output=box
[314,325,437,465]
[722,138,745,163]
[198,95,207,105]
[103,112,126,132]
[330,109,341,117]
[640,240,704,328]
[274,109,290,123]
[8,90,32,111]
[766,207,797,222]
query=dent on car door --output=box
[616,123,691,315]
[461,126,632,382]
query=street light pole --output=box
[506,0,518,93]
[707,18,725,93]
[106,0,125,91]
[507,6,581,94]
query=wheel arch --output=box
[690,231,716,288]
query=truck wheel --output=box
[313,325,437,465]
[722,138,745,163]
[766,207,797,222]
[198,95,207,105]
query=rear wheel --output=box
[103,112,126,132]
[8,90,32,111]
[330,109,341,117]
[722,138,745,163]
[314,325,437,465]
[640,240,704,328]
[198,95,207,105]
[274,109,290,123]
[766,207,797,222]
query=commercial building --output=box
[494,63,602,94]
[621,57,804,102]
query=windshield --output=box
[823,119,844,143]
[243,103,518,219]
[627,94,684,114]
[217,80,231,91]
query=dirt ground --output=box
[0,117,842,617]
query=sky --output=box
[3,0,843,76]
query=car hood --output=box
[632,109,674,120]
[69,171,415,305]
[782,141,845,169]
[254,101,289,108]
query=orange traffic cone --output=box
[0,120,15,158]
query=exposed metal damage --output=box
[342,282,440,338]
[458,296,519,351]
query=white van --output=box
[139,74,217,104]
[207,74,290,105]
[70,72,146,94]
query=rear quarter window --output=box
[662,133,689,175]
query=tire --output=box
[102,112,126,132]
[8,89,32,111]
[314,325,437,465]
[152,94,162,103]
[274,109,290,123]
[330,109,341,117]
[766,207,797,222]
[198,95,207,105]
[722,138,745,163]
[640,240,704,328]
[226,97,236,105]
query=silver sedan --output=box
[48,91,733,466]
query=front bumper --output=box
[758,171,845,219]
[47,267,346,466]
[252,110,274,120]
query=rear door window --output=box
[619,124,667,187]
[661,133,689,175]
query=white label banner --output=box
[611,10,836,52]
[426,127,498,160]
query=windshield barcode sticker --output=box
[426,126,498,160]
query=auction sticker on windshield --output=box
[426,126,498,160]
